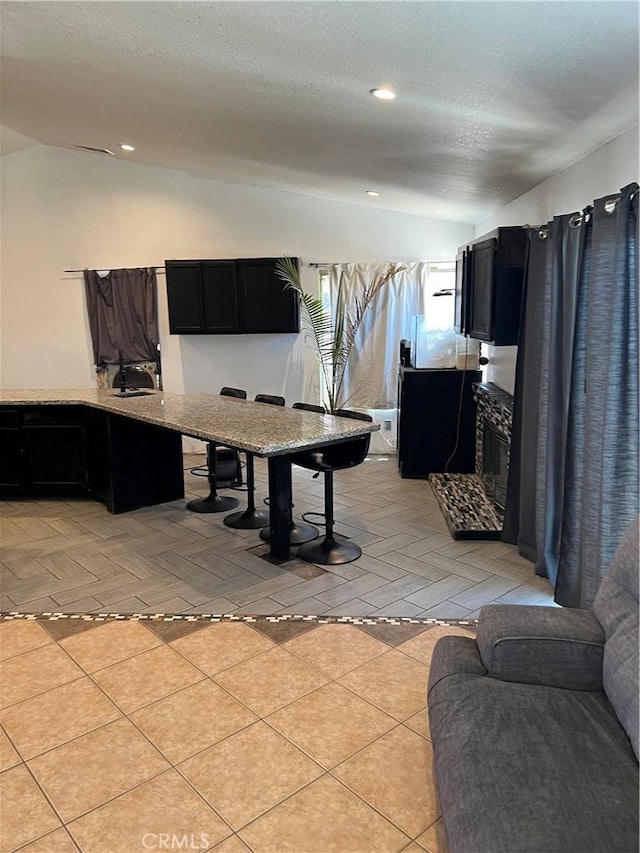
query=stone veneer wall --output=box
[473,382,514,477]
[428,382,515,539]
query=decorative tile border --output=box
[0,611,478,628]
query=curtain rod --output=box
[64,266,165,273]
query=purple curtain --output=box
[84,267,159,366]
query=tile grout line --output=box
[3,619,447,850]
[6,629,237,850]
[2,721,83,853]
[54,624,399,848]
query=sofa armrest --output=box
[427,635,487,697]
[476,605,605,691]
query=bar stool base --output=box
[187,494,239,513]
[224,508,270,529]
[260,521,318,545]
[297,536,362,565]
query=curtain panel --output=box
[84,267,159,367]
[328,262,428,408]
[504,183,639,608]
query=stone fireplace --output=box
[482,424,509,510]
[429,382,514,539]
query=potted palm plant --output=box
[276,257,405,413]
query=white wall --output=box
[1,145,473,407]
[474,126,639,394]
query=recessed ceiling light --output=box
[370,88,396,100]
[120,143,135,152]
[366,190,380,197]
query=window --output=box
[319,261,456,324]
[319,267,330,313]
[424,261,455,330]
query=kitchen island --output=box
[0,389,378,559]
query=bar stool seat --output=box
[288,408,372,565]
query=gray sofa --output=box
[428,519,639,853]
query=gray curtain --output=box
[503,183,638,608]
[84,267,159,366]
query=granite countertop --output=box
[0,389,379,456]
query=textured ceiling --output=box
[1,1,638,223]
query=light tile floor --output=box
[0,613,474,853]
[0,455,554,619]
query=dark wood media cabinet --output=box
[397,367,481,478]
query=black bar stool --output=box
[186,387,246,513]
[288,408,373,564]
[292,402,326,414]
[254,394,286,407]
[258,399,319,546]
[112,365,155,391]
[223,393,283,530]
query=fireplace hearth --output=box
[429,383,514,539]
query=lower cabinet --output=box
[0,405,184,511]
[398,367,481,478]
[86,409,184,513]
[0,410,24,494]
[0,407,90,497]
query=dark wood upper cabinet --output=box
[165,261,205,333]
[238,258,300,333]
[454,247,472,336]
[201,261,240,332]
[469,238,497,342]
[455,227,528,346]
[165,257,299,335]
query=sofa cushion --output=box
[476,605,604,690]
[593,518,639,759]
[428,637,639,853]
